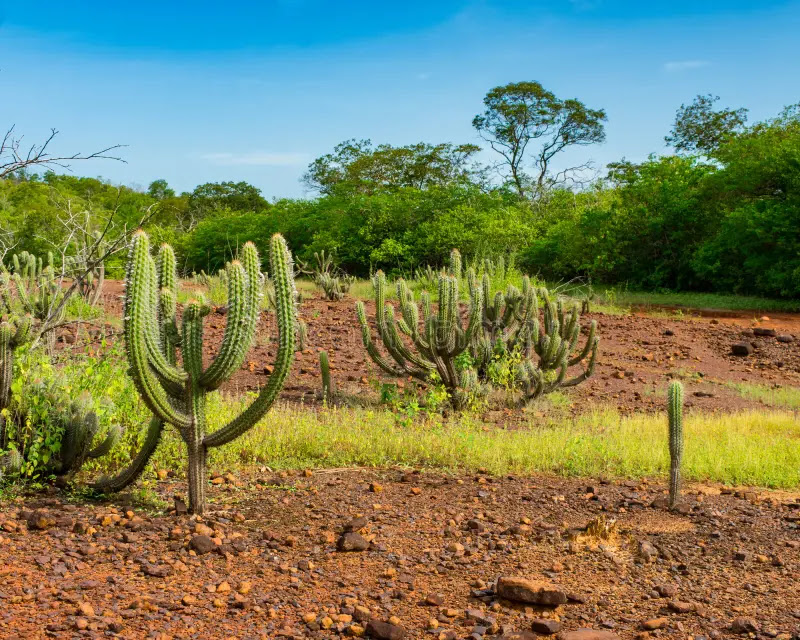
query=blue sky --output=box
[1,1,799,197]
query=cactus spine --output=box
[97,231,296,514]
[356,270,483,409]
[319,350,333,403]
[667,381,684,509]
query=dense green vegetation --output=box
[2,87,799,299]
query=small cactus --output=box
[296,319,309,351]
[667,381,684,509]
[448,248,462,279]
[319,350,334,403]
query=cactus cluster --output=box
[64,230,107,306]
[0,316,33,413]
[0,389,120,480]
[516,288,598,404]
[95,231,296,514]
[317,272,354,301]
[357,270,483,409]
[5,251,67,353]
[667,381,684,509]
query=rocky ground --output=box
[0,470,798,639]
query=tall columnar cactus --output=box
[319,350,334,403]
[65,230,107,306]
[516,287,598,404]
[667,381,684,509]
[356,270,483,409]
[95,231,296,514]
[0,317,33,418]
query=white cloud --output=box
[663,60,711,72]
[199,151,308,166]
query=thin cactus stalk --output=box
[95,231,296,514]
[296,319,308,351]
[0,316,33,447]
[356,270,483,410]
[319,350,334,403]
[516,287,598,405]
[448,248,462,279]
[667,381,684,509]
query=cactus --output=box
[0,317,33,428]
[8,251,67,353]
[667,381,684,509]
[356,270,483,410]
[296,319,309,351]
[94,231,296,514]
[448,248,462,279]
[516,287,598,404]
[0,389,121,480]
[65,230,107,306]
[317,272,354,301]
[319,350,334,403]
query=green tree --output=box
[147,179,175,200]
[472,81,606,198]
[303,139,484,195]
[665,94,748,156]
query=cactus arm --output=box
[562,337,599,388]
[88,424,122,459]
[356,301,408,377]
[124,232,190,428]
[199,260,250,389]
[204,234,296,449]
[568,320,597,366]
[92,417,165,492]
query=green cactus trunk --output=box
[667,381,684,509]
[319,350,333,403]
[97,231,296,515]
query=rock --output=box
[369,483,383,493]
[664,329,674,336]
[668,600,693,613]
[730,617,759,634]
[338,532,369,552]
[531,618,563,634]
[642,618,667,631]
[27,510,56,530]
[76,602,95,617]
[173,496,188,515]
[638,541,659,562]
[753,327,776,337]
[366,619,406,639]
[424,593,444,606]
[557,630,620,640]
[344,516,368,532]
[194,522,214,536]
[181,594,197,606]
[777,334,794,343]
[142,564,172,578]
[189,534,216,555]
[653,584,677,598]
[730,342,753,356]
[501,633,539,640]
[496,577,567,606]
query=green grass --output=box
[92,397,800,489]
[728,381,800,410]
[595,287,800,313]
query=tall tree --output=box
[665,94,748,156]
[303,139,484,195]
[472,81,606,198]
[147,179,175,200]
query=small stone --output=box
[181,594,197,606]
[27,510,56,530]
[366,619,406,640]
[337,532,369,552]
[173,496,188,515]
[777,334,794,343]
[731,342,753,356]
[753,327,776,337]
[638,541,659,562]
[216,581,231,594]
[668,600,693,614]
[496,577,567,606]
[557,630,620,640]
[370,483,383,493]
[531,619,563,634]
[654,584,677,598]
[190,534,216,555]
[730,618,759,634]
[500,633,538,640]
[348,624,366,637]
[344,516,368,532]
[425,593,445,606]
[642,618,667,631]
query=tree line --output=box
[2,83,799,297]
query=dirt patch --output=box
[0,471,798,639]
